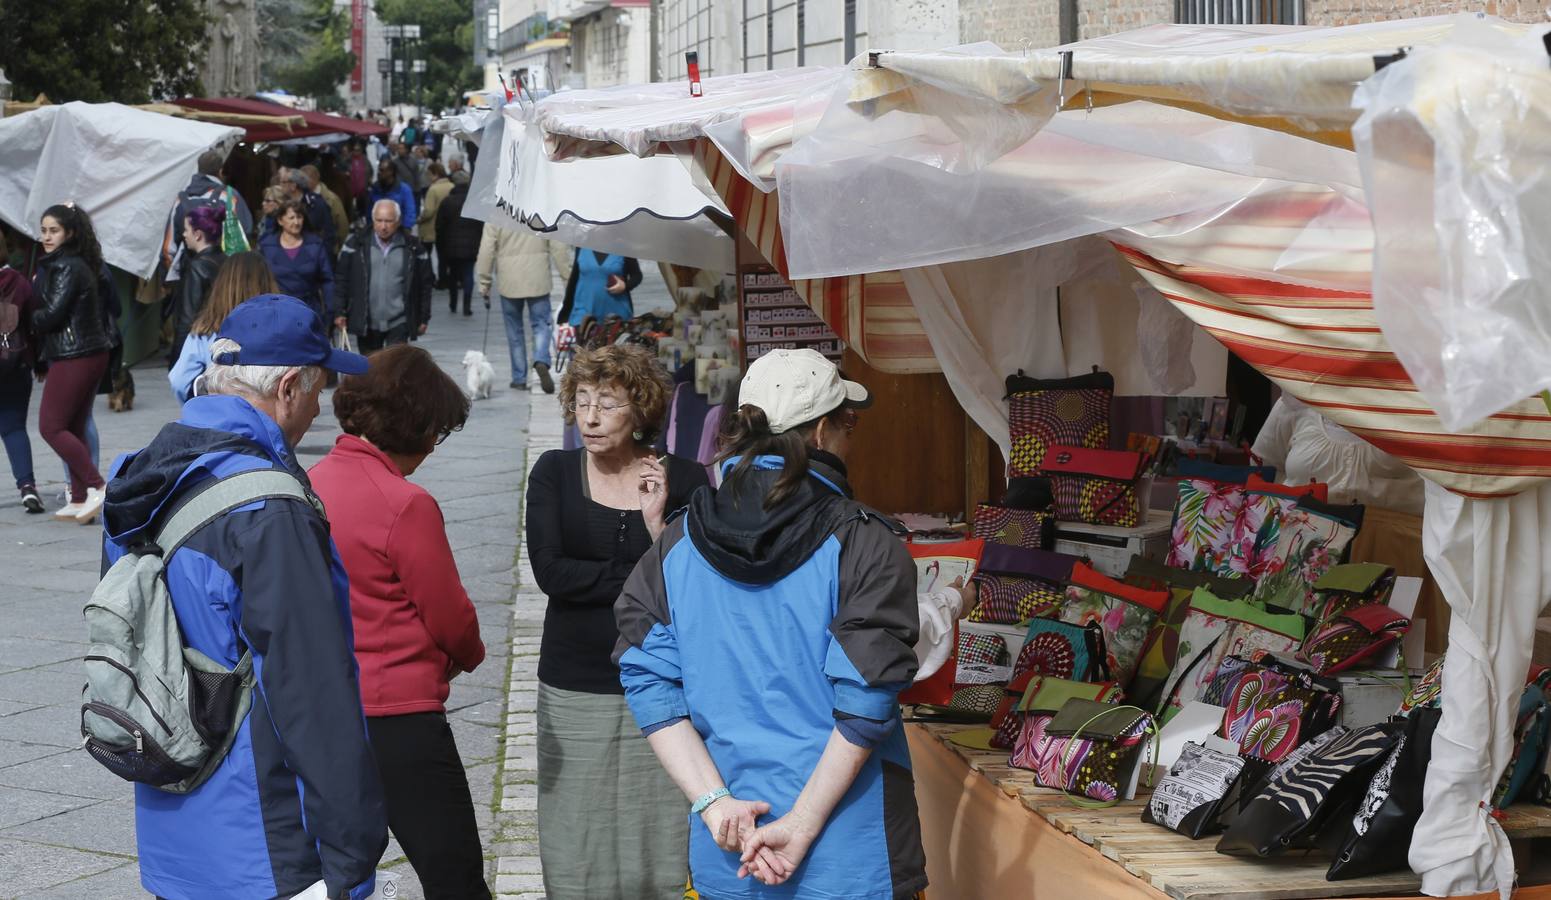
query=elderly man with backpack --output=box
[85,294,386,900]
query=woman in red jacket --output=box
[308,344,489,899]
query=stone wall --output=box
[959,0,1061,50]
[1077,0,1172,38]
[1304,0,1546,25]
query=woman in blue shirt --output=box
[169,252,276,403]
[558,250,642,326]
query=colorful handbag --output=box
[957,631,1009,668]
[1124,558,1252,713]
[970,503,1052,550]
[1143,741,1249,838]
[1059,563,1168,692]
[1200,655,1343,765]
[967,544,1079,625]
[1005,369,1113,479]
[1039,446,1146,527]
[1217,723,1400,858]
[1397,655,1446,715]
[1013,699,1156,805]
[1492,668,1551,809]
[1326,707,1443,880]
[1311,563,1397,622]
[1157,589,1307,722]
[939,684,1007,719]
[1250,496,1361,615]
[1012,618,1109,684]
[993,674,1122,750]
[1165,478,1248,577]
[1299,605,1410,675]
[989,669,1042,749]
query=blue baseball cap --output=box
[214,294,368,375]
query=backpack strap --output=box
[153,469,318,557]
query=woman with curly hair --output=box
[308,344,490,898]
[525,343,709,899]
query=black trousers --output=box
[368,712,492,900]
[358,323,411,354]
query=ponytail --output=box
[717,404,813,510]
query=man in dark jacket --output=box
[334,199,434,351]
[436,180,483,316]
[159,150,253,281]
[281,168,337,251]
[102,295,385,900]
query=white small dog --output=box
[462,350,496,400]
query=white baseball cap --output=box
[739,348,871,434]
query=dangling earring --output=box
[632,430,644,441]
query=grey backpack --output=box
[81,469,322,793]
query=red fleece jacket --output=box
[309,434,485,716]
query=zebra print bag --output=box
[1215,723,1400,858]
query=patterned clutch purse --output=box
[1039,445,1146,527]
[1299,605,1410,675]
[970,503,1052,551]
[1013,698,1156,806]
[967,543,1079,625]
[1005,369,1114,479]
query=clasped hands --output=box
[699,795,820,887]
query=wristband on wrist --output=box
[690,787,730,815]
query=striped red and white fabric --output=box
[1115,207,1551,498]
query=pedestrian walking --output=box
[615,348,927,899]
[435,180,481,316]
[309,344,490,900]
[159,149,253,278]
[169,251,277,403]
[558,249,642,326]
[347,140,372,219]
[101,294,386,900]
[417,162,452,283]
[475,221,571,392]
[335,200,434,352]
[370,158,419,232]
[302,164,351,253]
[258,200,335,321]
[257,185,286,242]
[391,143,422,198]
[168,204,227,366]
[525,345,709,900]
[280,168,337,251]
[0,230,43,513]
[31,203,111,523]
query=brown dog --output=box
[108,368,135,412]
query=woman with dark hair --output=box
[170,203,228,365]
[168,252,277,403]
[557,249,643,326]
[308,345,489,899]
[525,344,709,899]
[0,228,44,513]
[31,203,112,523]
[615,348,927,899]
[258,199,334,319]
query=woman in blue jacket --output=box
[615,348,927,900]
[258,200,334,319]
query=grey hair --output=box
[446,154,465,170]
[372,198,402,221]
[204,338,322,399]
[286,169,311,189]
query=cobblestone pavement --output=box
[0,265,670,899]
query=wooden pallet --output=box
[919,723,1551,900]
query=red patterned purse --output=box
[1039,445,1146,527]
[1005,369,1114,479]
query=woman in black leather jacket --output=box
[31,204,112,523]
[170,204,227,366]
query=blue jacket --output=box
[368,179,417,234]
[102,395,387,900]
[168,332,213,403]
[615,455,927,900]
[258,232,336,319]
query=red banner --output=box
[351,0,364,92]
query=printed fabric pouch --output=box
[1124,558,1253,711]
[1005,368,1114,479]
[1311,563,1398,622]
[1143,741,1249,839]
[1039,445,1147,527]
[1252,497,1363,616]
[1166,478,1248,577]
[1013,618,1109,684]
[1299,605,1411,676]
[967,543,1080,625]
[1397,655,1446,716]
[1492,667,1551,809]
[1059,563,1168,692]
[1201,655,1343,770]
[971,503,1053,551]
[1326,707,1444,881]
[1014,698,1157,806]
[1216,722,1400,858]
[1235,477,1329,581]
[1158,589,1306,723]
[996,675,1122,751]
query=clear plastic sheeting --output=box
[0,102,241,278]
[1353,21,1551,433]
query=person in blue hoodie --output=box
[614,348,927,900]
[102,294,386,900]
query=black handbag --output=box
[1325,708,1442,880]
[1143,741,1249,839]
[1216,723,1399,858]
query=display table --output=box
[907,723,1551,900]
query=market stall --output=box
[512,17,1551,899]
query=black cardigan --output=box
[525,448,709,694]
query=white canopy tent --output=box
[0,102,242,279]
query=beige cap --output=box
[739,348,871,434]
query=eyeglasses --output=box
[839,410,859,436]
[565,400,632,416]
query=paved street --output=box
[0,266,671,899]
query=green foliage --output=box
[376,0,480,112]
[0,0,209,103]
[263,0,354,107]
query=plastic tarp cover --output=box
[1353,20,1551,433]
[0,102,241,279]
[1413,481,1551,900]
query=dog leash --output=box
[481,295,493,355]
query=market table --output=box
[906,723,1551,900]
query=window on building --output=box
[1174,0,1302,24]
